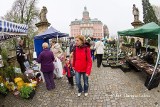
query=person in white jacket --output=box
[50,42,64,78]
[94,38,105,68]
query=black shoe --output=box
[71,85,74,89]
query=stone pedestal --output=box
[35,21,50,34]
[131,21,144,46]
[131,21,143,28]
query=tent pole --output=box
[57,34,58,43]
[145,38,148,52]
[148,34,160,87]
[117,35,119,63]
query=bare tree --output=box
[4,0,39,59]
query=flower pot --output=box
[27,90,35,99]
[110,64,120,69]
[102,57,107,60]
[0,92,7,97]
[102,62,110,67]
[120,66,131,72]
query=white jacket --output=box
[94,41,105,54]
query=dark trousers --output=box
[18,60,26,73]
[91,50,95,61]
[43,71,55,90]
[67,77,74,86]
[75,72,89,93]
[96,54,103,67]
[136,49,141,56]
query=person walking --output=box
[94,38,105,68]
[51,41,64,78]
[72,35,92,97]
[37,42,55,90]
[90,38,96,61]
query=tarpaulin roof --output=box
[34,26,69,39]
[0,19,28,33]
[0,19,28,42]
[118,22,160,39]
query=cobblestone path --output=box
[1,62,160,107]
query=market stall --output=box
[0,19,39,99]
[0,19,28,67]
[34,26,68,57]
[117,22,160,90]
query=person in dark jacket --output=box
[37,42,55,90]
[135,38,142,56]
[16,39,26,73]
[72,35,92,97]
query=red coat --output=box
[63,63,71,77]
[72,45,92,76]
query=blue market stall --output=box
[34,26,69,57]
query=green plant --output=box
[123,36,128,43]
[130,38,135,45]
[4,65,15,82]
[20,86,33,99]
[0,83,8,94]
[1,48,8,61]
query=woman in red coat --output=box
[72,35,92,97]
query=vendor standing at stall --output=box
[135,38,142,56]
[16,39,26,73]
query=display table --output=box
[126,56,160,90]
[126,57,156,75]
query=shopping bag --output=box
[33,51,37,59]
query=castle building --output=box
[70,7,106,38]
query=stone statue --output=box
[39,6,48,22]
[132,4,139,22]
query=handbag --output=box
[70,65,75,76]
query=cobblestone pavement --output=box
[1,62,160,107]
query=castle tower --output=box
[82,6,90,20]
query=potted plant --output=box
[0,83,8,97]
[20,86,35,99]
[4,66,15,82]
[120,64,130,72]
[102,61,110,67]
[110,63,121,69]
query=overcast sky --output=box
[0,0,159,36]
